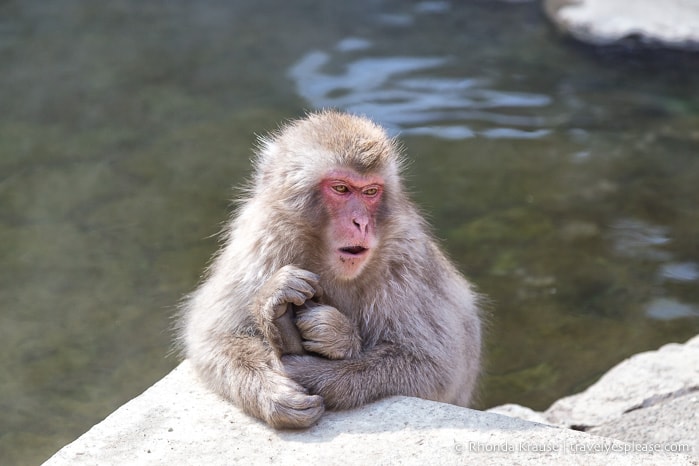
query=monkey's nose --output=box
[352,216,369,234]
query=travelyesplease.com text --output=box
[459,440,693,455]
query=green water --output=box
[1,1,698,463]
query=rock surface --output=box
[544,0,699,50]
[589,392,698,449]
[545,335,699,429]
[43,359,696,466]
[489,335,699,459]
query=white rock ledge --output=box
[544,0,699,50]
[490,335,699,461]
[44,336,699,466]
[545,335,699,429]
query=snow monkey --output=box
[179,110,482,428]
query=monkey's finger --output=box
[282,392,324,411]
[295,319,328,339]
[266,372,325,428]
[296,305,338,325]
[294,310,322,333]
[288,269,322,296]
[285,276,318,300]
[301,340,326,354]
[280,288,310,307]
[270,397,325,429]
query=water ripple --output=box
[288,41,552,140]
[659,262,699,282]
[646,298,699,320]
[609,218,671,261]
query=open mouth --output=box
[339,246,368,256]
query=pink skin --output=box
[320,170,384,280]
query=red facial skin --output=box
[320,170,384,280]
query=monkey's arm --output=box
[282,343,446,410]
[184,264,326,429]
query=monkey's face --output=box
[320,169,383,281]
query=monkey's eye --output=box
[332,185,349,194]
[363,187,379,197]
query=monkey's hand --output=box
[296,302,361,360]
[255,265,322,355]
[260,367,325,429]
